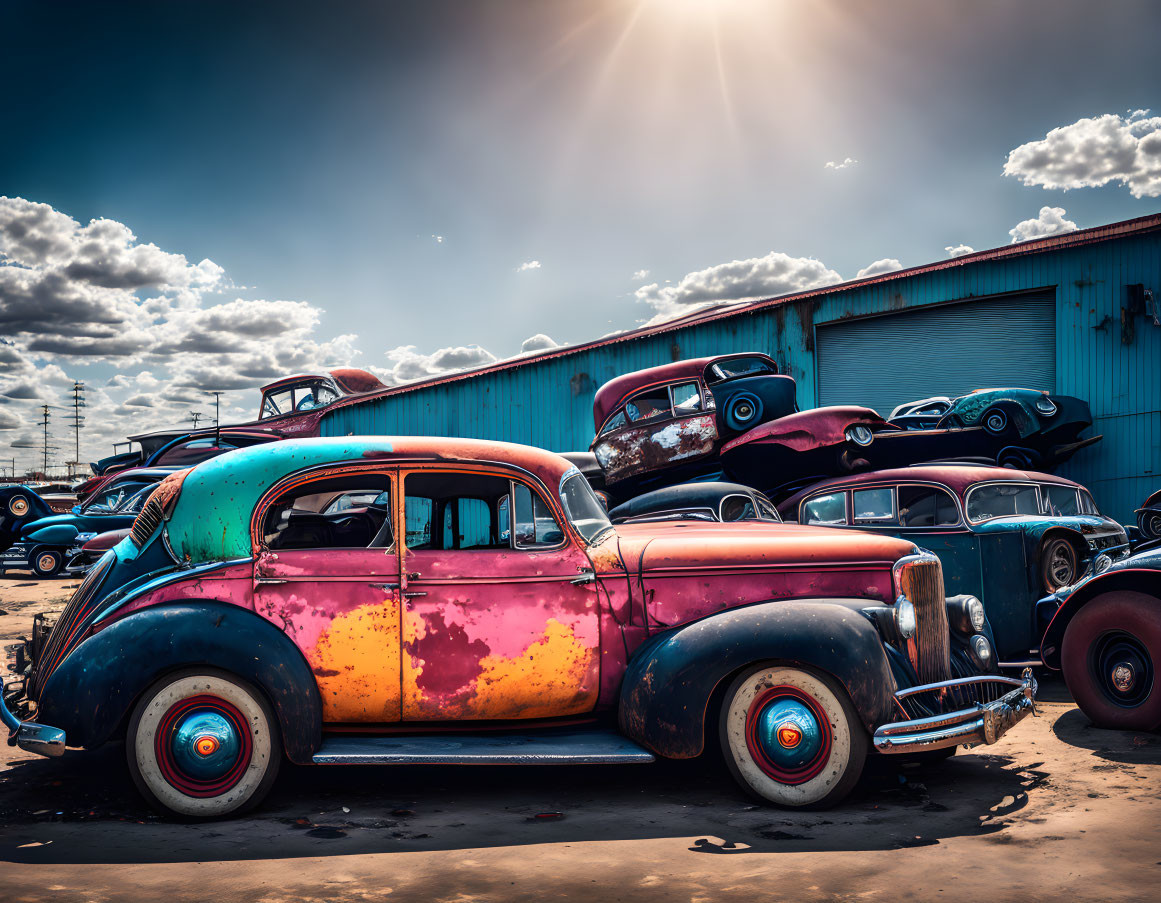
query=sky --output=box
[2,0,1160,473]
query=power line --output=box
[66,381,85,476]
[190,411,205,429]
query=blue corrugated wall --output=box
[321,230,1161,523]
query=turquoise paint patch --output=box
[166,437,393,562]
[26,524,80,544]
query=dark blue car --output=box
[0,468,170,578]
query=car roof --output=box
[609,481,761,518]
[780,464,1082,507]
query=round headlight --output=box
[894,596,917,639]
[846,425,874,447]
[1034,395,1057,416]
[1093,553,1112,574]
[971,634,993,668]
[966,596,986,632]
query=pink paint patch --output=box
[405,610,490,700]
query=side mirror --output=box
[71,505,82,515]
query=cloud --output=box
[635,250,842,321]
[631,269,650,281]
[825,158,858,170]
[0,409,21,430]
[945,244,974,258]
[1003,111,1161,198]
[1009,206,1078,243]
[516,260,541,272]
[383,343,498,384]
[856,258,903,279]
[520,333,560,354]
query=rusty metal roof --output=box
[336,212,1161,407]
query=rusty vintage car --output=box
[608,481,782,525]
[778,465,1129,664]
[3,437,1035,818]
[588,354,1100,501]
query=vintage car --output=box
[778,465,1129,664]
[0,469,170,577]
[64,528,130,577]
[588,353,1099,502]
[1039,542,1161,730]
[589,353,796,494]
[608,481,782,524]
[2,437,1035,818]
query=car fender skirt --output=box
[36,602,323,763]
[618,600,895,759]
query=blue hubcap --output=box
[170,711,242,781]
[755,698,824,772]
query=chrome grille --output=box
[898,555,951,684]
[129,494,164,548]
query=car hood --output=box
[972,514,1127,544]
[604,520,914,570]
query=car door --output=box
[398,465,600,721]
[251,465,402,724]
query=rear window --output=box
[966,483,1040,523]
[707,357,775,383]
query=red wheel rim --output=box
[744,685,833,785]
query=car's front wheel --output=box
[32,548,63,578]
[719,665,867,808]
[1061,592,1161,731]
[127,669,282,819]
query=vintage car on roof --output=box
[588,354,1099,502]
[2,437,1036,818]
[608,481,781,524]
[0,469,172,577]
[1135,489,1161,544]
[778,465,1129,664]
[1038,541,1161,730]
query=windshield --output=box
[119,485,157,515]
[260,381,339,419]
[966,483,1040,523]
[559,473,613,544]
[84,480,152,514]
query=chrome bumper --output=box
[873,669,1037,754]
[1,678,66,757]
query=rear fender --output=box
[36,601,323,763]
[1040,569,1161,669]
[618,600,895,759]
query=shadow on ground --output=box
[1051,707,1161,765]
[0,739,1044,866]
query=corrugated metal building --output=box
[320,214,1161,522]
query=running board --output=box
[312,730,656,765]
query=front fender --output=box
[618,600,895,759]
[36,601,323,763]
[1040,568,1161,669]
[26,524,80,545]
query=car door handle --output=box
[402,591,426,599]
[370,583,400,591]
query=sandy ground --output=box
[1,574,1159,903]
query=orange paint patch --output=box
[309,597,401,722]
[404,618,598,721]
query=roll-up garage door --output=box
[815,293,1056,417]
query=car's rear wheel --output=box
[1041,536,1079,592]
[1061,592,1161,731]
[127,669,282,819]
[32,548,63,578]
[719,665,867,808]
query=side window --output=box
[852,488,895,524]
[898,485,960,527]
[670,382,702,415]
[403,471,555,551]
[1041,484,1080,517]
[625,388,671,422]
[513,483,564,546]
[601,409,628,435]
[802,492,847,525]
[720,495,757,522]
[263,474,393,550]
[1078,490,1100,516]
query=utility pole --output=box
[207,390,224,443]
[67,382,85,477]
[190,411,204,429]
[40,404,50,477]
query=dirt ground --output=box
[1,575,1159,903]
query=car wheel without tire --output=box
[127,669,282,819]
[1041,536,1079,592]
[32,549,64,578]
[1139,510,1161,541]
[723,392,763,434]
[982,405,1010,435]
[1061,592,1161,731]
[719,665,867,808]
